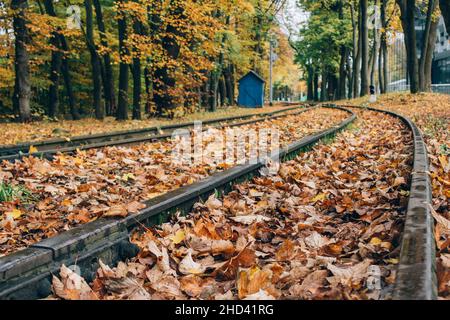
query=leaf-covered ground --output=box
[0,107,348,257]
[0,105,294,146]
[338,92,450,299]
[50,108,413,300]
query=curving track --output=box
[338,104,435,300]
[0,104,436,300]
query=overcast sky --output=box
[278,0,309,39]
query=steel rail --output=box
[334,104,436,300]
[0,105,304,155]
[0,105,311,163]
[0,105,355,300]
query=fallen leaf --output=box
[5,209,22,220]
[170,230,186,245]
[52,265,98,300]
[312,193,327,203]
[29,145,38,154]
[369,237,382,246]
[104,204,128,218]
[126,201,145,214]
[327,260,372,285]
[430,205,450,230]
[243,289,275,300]
[178,250,206,275]
[305,231,330,249]
[229,215,271,225]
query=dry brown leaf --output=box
[104,204,128,218]
[52,265,98,300]
[327,260,372,285]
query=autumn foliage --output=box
[0,0,295,121]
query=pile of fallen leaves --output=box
[0,106,295,146]
[50,109,413,300]
[339,92,450,299]
[0,108,348,256]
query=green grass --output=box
[346,123,360,132]
[0,183,37,203]
[440,144,449,156]
[421,115,449,138]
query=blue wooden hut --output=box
[237,71,265,108]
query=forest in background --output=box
[2,0,449,123]
[1,0,300,122]
[291,0,450,103]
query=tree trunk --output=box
[60,38,80,120]
[153,0,183,116]
[348,4,355,99]
[48,36,62,118]
[424,16,439,91]
[346,56,353,99]
[419,0,438,92]
[209,13,226,111]
[144,66,152,114]
[370,1,380,90]
[132,19,142,120]
[379,0,388,93]
[43,0,79,119]
[397,0,419,93]
[146,2,162,114]
[351,1,360,99]
[360,0,369,96]
[209,70,219,111]
[337,0,347,100]
[313,72,319,101]
[338,47,348,100]
[219,75,226,107]
[224,65,234,105]
[42,0,62,118]
[320,71,327,102]
[378,42,384,93]
[208,73,218,111]
[230,64,236,104]
[116,0,129,120]
[307,66,314,101]
[382,41,388,92]
[85,0,104,120]
[11,0,31,122]
[93,0,116,116]
[327,73,333,101]
[253,1,264,74]
[440,0,450,32]
[370,28,379,89]
[201,81,209,108]
[132,57,141,119]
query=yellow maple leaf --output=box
[169,230,186,244]
[61,199,72,206]
[386,258,399,264]
[6,209,23,220]
[312,193,327,203]
[29,145,38,154]
[73,158,83,166]
[439,155,448,169]
[369,237,382,245]
[248,266,261,279]
[121,173,136,182]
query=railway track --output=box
[335,104,436,300]
[0,104,307,162]
[0,105,435,300]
